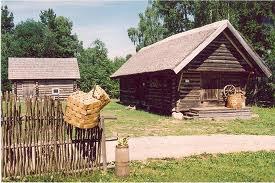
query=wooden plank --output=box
[100,116,107,171]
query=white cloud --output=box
[73,24,136,59]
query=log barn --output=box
[111,20,271,117]
[8,58,80,99]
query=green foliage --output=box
[12,20,46,57]
[39,9,83,57]
[127,2,167,51]
[117,136,129,147]
[155,1,194,36]
[1,33,13,91]
[1,5,14,34]
[78,40,125,98]
[1,5,15,91]
[40,9,56,30]
[234,2,274,105]
[126,53,132,60]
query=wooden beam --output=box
[177,71,184,92]
[100,116,107,171]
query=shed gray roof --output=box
[111,20,271,78]
[8,58,80,80]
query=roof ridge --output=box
[139,20,228,52]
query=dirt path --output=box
[106,135,275,162]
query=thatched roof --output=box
[111,20,271,78]
[8,58,80,80]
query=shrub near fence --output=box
[1,93,103,178]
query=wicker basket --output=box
[226,93,245,109]
[64,85,110,129]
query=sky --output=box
[2,0,148,58]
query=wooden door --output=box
[22,81,35,97]
[202,73,220,101]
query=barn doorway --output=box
[201,73,221,106]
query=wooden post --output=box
[100,116,107,171]
[14,81,17,96]
[73,81,77,92]
[35,81,39,97]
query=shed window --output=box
[52,88,60,95]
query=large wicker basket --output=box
[226,93,245,109]
[64,85,110,129]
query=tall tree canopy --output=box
[1,5,15,91]
[78,40,125,98]
[1,5,14,34]
[39,9,83,57]
[127,2,167,51]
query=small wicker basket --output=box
[226,93,245,109]
[64,85,110,129]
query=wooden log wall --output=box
[176,71,201,111]
[38,80,75,100]
[120,77,139,105]
[143,73,177,113]
[13,80,75,100]
[186,33,252,72]
[1,93,102,178]
[120,72,178,114]
[176,71,249,111]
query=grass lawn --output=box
[102,100,275,137]
[3,99,274,137]
[13,151,275,182]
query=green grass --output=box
[3,99,275,137]
[11,151,275,182]
[102,100,275,137]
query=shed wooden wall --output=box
[177,71,201,111]
[120,72,178,114]
[176,71,248,111]
[13,80,76,99]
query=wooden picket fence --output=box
[1,93,103,178]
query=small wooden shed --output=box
[111,20,272,114]
[8,58,80,99]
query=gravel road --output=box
[105,135,275,162]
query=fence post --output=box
[100,116,107,171]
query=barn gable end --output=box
[185,33,252,72]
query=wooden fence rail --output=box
[1,94,103,178]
